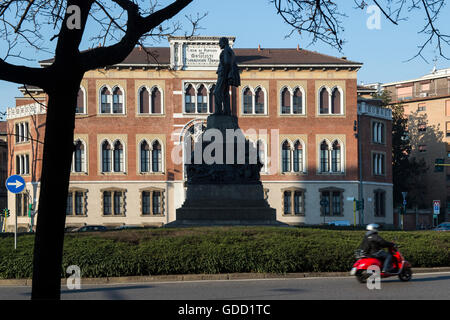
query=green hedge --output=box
[0,227,448,279]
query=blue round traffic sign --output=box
[5,175,25,194]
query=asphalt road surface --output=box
[0,272,449,300]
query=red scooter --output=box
[350,245,412,283]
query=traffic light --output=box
[435,158,444,172]
[5,209,10,218]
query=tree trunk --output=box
[31,77,81,300]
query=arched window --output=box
[255,87,265,114]
[151,87,162,114]
[76,88,85,114]
[197,85,208,113]
[243,88,253,114]
[139,87,149,114]
[293,88,303,114]
[185,84,195,113]
[73,140,85,172]
[282,141,291,173]
[281,88,291,114]
[112,87,123,113]
[113,141,124,172]
[320,141,329,173]
[102,141,112,172]
[140,141,150,173]
[331,141,341,172]
[152,141,162,172]
[331,88,341,114]
[209,85,216,113]
[100,87,111,113]
[319,87,329,114]
[293,141,303,173]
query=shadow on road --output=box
[381,275,450,284]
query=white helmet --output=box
[366,223,379,232]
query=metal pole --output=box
[14,207,17,250]
[357,114,364,226]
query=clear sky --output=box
[1,0,449,113]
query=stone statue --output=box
[214,37,240,115]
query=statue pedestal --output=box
[166,114,285,228]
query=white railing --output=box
[357,102,392,120]
[6,103,46,120]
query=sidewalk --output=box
[1,267,450,286]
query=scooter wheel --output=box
[355,270,369,283]
[398,267,412,282]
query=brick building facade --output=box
[5,36,393,231]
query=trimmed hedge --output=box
[0,227,449,279]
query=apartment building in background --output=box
[382,67,450,224]
[5,36,393,231]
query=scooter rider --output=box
[359,224,395,273]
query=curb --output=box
[1,267,450,286]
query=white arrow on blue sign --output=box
[5,175,25,194]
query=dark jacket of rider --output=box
[359,230,395,255]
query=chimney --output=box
[297,44,301,51]
[258,44,261,52]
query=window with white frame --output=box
[15,154,30,175]
[112,87,124,113]
[15,122,29,143]
[76,87,86,114]
[281,87,305,115]
[318,86,344,115]
[100,86,125,114]
[139,140,163,173]
[113,140,124,172]
[100,87,112,113]
[101,140,125,173]
[372,121,385,144]
[372,153,385,175]
[138,86,163,114]
[281,139,306,174]
[184,82,215,114]
[319,140,344,173]
[242,86,267,115]
[72,139,86,173]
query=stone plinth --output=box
[165,114,285,227]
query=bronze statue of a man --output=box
[214,37,240,115]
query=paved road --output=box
[1,272,449,300]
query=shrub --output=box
[0,227,448,279]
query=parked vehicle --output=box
[350,244,412,283]
[71,225,107,232]
[433,222,450,231]
[327,220,351,227]
[114,225,143,230]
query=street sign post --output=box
[433,200,440,215]
[401,192,408,230]
[5,175,25,250]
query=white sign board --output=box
[184,45,220,67]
